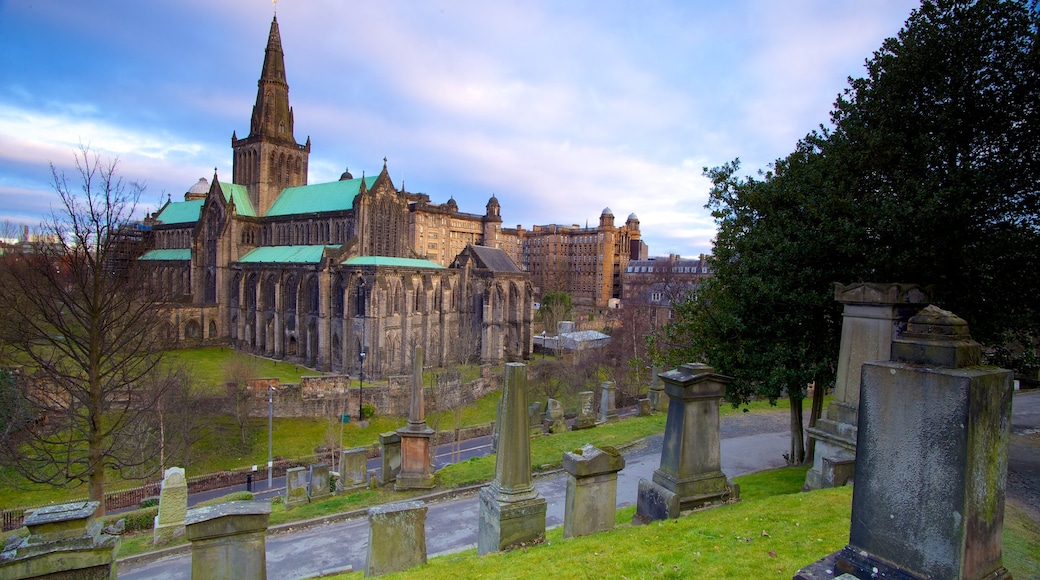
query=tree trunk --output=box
[89,431,106,517]
[805,381,826,463]
[788,395,805,465]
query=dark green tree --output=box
[655,0,1040,464]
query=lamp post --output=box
[358,349,366,421]
[357,274,367,422]
[541,331,546,359]
[267,385,274,490]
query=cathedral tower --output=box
[232,16,311,216]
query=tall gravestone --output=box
[340,447,368,492]
[396,345,436,490]
[563,444,626,538]
[153,466,188,545]
[477,363,547,555]
[571,390,596,430]
[597,381,617,423]
[796,306,1014,580]
[544,398,567,434]
[634,363,737,524]
[284,466,309,509]
[804,283,928,490]
[0,501,121,579]
[185,501,271,580]
[309,462,331,500]
[364,501,428,577]
[378,432,401,486]
[647,364,665,412]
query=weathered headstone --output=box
[378,432,401,486]
[396,345,436,490]
[185,501,270,580]
[636,397,651,417]
[284,466,309,509]
[804,282,928,491]
[364,500,428,577]
[571,390,596,430]
[795,306,1014,580]
[477,363,547,555]
[309,462,331,500]
[634,363,737,524]
[153,466,188,545]
[528,401,543,437]
[545,398,567,434]
[340,447,368,492]
[0,501,121,579]
[563,444,626,538]
[597,381,617,423]
[648,364,665,412]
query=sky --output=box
[0,0,920,258]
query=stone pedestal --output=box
[397,345,436,490]
[340,447,368,492]
[804,283,928,491]
[153,466,187,545]
[796,306,1013,580]
[648,364,665,412]
[635,363,736,524]
[597,381,617,423]
[378,432,401,486]
[571,390,596,430]
[185,501,270,580]
[309,462,331,500]
[284,466,308,509]
[477,363,546,555]
[364,501,427,577]
[0,501,121,580]
[563,444,625,538]
[636,398,651,416]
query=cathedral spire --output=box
[249,15,294,143]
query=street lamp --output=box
[358,348,366,421]
[267,385,274,490]
[541,331,546,359]
[357,275,367,422]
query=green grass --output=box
[163,347,311,393]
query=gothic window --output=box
[184,320,201,339]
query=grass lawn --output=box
[163,347,311,393]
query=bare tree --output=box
[149,365,211,473]
[222,353,262,448]
[0,147,170,514]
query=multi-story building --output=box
[622,254,712,326]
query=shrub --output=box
[104,506,159,533]
[361,404,376,419]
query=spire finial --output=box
[272,0,277,16]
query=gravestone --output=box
[185,501,270,580]
[571,390,596,430]
[563,444,626,538]
[309,462,331,500]
[340,447,368,492]
[477,363,547,555]
[648,364,665,412]
[378,432,401,486]
[0,501,121,579]
[153,466,188,545]
[795,306,1014,580]
[634,363,737,524]
[528,401,543,437]
[545,398,567,434]
[597,381,617,423]
[396,345,436,490]
[364,500,428,577]
[804,282,928,491]
[637,398,651,417]
[284,466,309,509]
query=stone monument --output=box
[396,345,436,490]
[284,466,309,509]
[795,306,1014,580]
[0,501,121,579]
[544,398,567,434]
[340,447,368,492]
[563,444,626,538]
[571,390,596,430]
[477,363,547,555]
[527,401,543,437]
[597,381,618,423]
[378,432,401,486]
[648,364,665,412]
[153,466,188,545]
[364,500,428,577]
[634,363,737,524]
[309,462,331,500]
[804,282,928,490]
[185,501,271,580]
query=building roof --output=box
[266,177,377,217]
[466,245,521,272]
[153,199,205,225]
[342,256,445,269]
[220,182,256,217]
[139,248,192,261]
[238,245,339,264]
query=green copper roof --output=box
[139,248,192,261]
[154,199,205,225]
[343,256,445,269]
[266,176,377,217]
[238,245,340,264]
[220,182,255,217]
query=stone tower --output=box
[232,16,311,216]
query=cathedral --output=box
[139,16,533,378]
